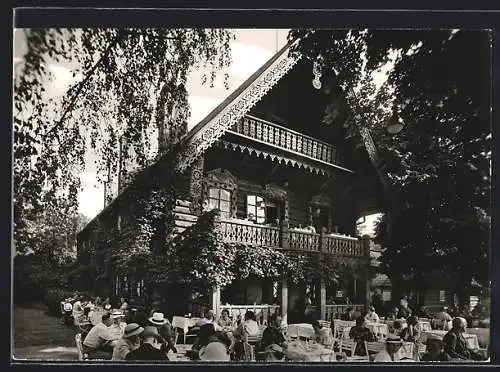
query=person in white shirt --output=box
[197,310,221,331]
[364,306,380,323]
[109,310,127,339]
[83,313,121,359]
[72,295,84,322]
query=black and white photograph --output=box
[12,11,492,364]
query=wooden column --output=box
[281,277,288,319]
[210,286,221,316]
[320,280,327,320]
[361,236,372,313]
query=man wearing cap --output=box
[373,337,404,362]
[126,326,169,361]
[112,323,144,361]
[443,317,483,361]
[83,313,121,359]
[148,312,177,354]
[421,334,451,362]
[109,310,127,339]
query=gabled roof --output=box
[79,38,388,236]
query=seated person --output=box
[83,313,121,360]
[111,323,143,361]
[390,320,403,338]
[349,317,377,356]
[400,316,421,343]
[125,326,169,361]
[340,307,356,321]
[373,337,404,362]
[311,320,333,347]
[386,306,400,321]
[217,309,234,330]
[148,312,177,354]
[188,323,217,360]
[421,334,452,362]
[197,310,221,331]
[434,306,453,329]
[364,306,380,323]
[417,306,432,319]
[233,311,260,342]
[258,313,286,357]
[398,305,412,319]
[109,310,127,339]
[443,317,484,361]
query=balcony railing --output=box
[228,114,342,166]
[219,218,365,258]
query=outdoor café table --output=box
[287,323,315,340]
[283,340,335,362]
[172,316,202,336]
[394,342,416,360]
[421,330,480,350]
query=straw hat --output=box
[199,342,230,361]
[149,312,168,325]
[123,323,144,338]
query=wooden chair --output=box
[364,341,386,356]
[338,339,357,357]
[171,316,198,345]
[318,320,331,329]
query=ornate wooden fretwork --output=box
[176,48,301,173]
[189,156,205,214]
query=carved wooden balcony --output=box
[219,218,364,258]
[228,114,343,166]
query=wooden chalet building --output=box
[77,41,390,322]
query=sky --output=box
[14,28,381,234]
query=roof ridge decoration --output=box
[176,44,301,173]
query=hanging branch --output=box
[42,31,126,140]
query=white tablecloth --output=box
[422,330,479,350]
[366,322,389,339]
[171,316,202,334]
[283,340,335,362]
[287,323,315,339]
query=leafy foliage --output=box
[290,29,491,304]
[14,28,234,258]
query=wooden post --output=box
[361,236,372,313]
[281,277,288,319]
[210,286,221,316]
[320,280,327,320]
[281,225,289,249]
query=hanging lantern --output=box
[312,59,323,90]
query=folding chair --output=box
[318,320,331,329]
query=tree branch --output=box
[43,31,125,139]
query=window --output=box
[439,290,446,302]
[208,187,231,218]
[247,195,266,223]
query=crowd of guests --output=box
[335,302,488,362]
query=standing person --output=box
[111,323,144,361]
[148,312,177,354]
[82,313,121,359]
[400,316,421,343]
[442,317,483,361]
[72,295,84,324]
[125,326,169,361]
